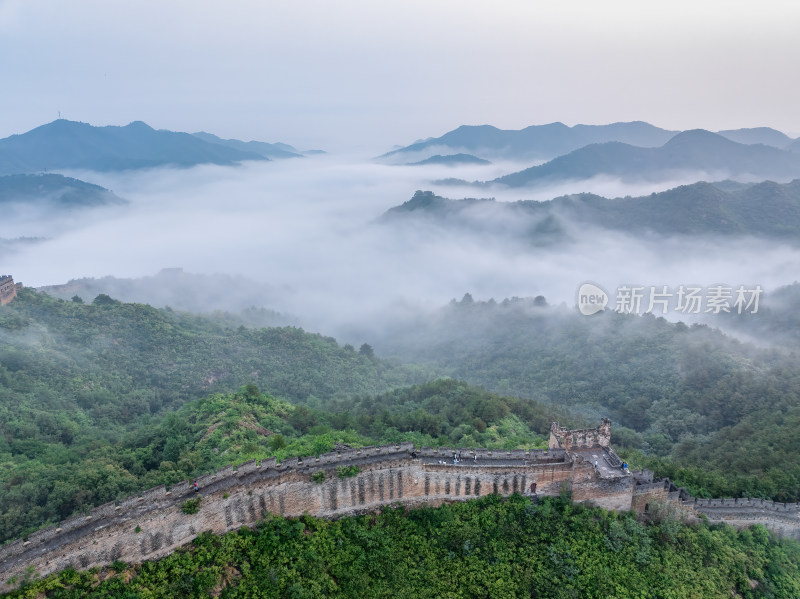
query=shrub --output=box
[181,498,202,515]
[337,465,360,479]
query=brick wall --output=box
[2,436,799,591]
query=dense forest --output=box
[1,287,800,553]
[4,494,799,598]
[0,289,428,542]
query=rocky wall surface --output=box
[0,444,574,591]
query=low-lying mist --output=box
[6,155,800,344]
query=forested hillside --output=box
[3,287,800,547]
[0,174,124,209]
[0,287,569,542]
[384,181,800,242]
[0,287,413,420]
[0,290,423,541]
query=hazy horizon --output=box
[1,1,799,153]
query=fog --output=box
[5,156,800,343]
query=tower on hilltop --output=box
[0,275,18,305]
[549,418,611,451]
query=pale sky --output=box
[1,0,799,153]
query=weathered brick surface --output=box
[549,418,611,451]
[0,445,575,589]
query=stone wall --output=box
[0,442,582,591]
[572,465,634,512]
[3,427,799,591]
[549,418,611,451]
[0,276,16,306]
[691,498,800,540]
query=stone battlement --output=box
[690,497,800,541]
[549,418,611,451]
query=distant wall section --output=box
[0,276,16,305]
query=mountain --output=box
[383,179,800,240]
[191,131,306,159]
[406,153,491,166]
[0,288,423,540]
[0,120,267,174]
[39,268,291,322]
[379,121,678,162]
[0,173,124,207]
[489,130,800,187]
[717,126,795,148]
[0,287,560,541]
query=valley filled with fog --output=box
[5,154,800,345]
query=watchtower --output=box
[0,275,17,305]
[549,418,611,451]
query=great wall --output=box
[0,276,18,306]
[0,420,797,591]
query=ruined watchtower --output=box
[549,418,611,451]
[0,275,17,306]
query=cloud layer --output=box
[5,158,800,342]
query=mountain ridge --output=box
[379,120,679,162]
[191,131,306,159]
[488,129,800,187]
[0,173,124,207]
[381,122,798,166]
[384,179,800,239]
[0,119,268,174]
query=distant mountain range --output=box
[379,121,677,163]
[383,179,800,241]
[406,153,491,166]
[0,120,320,175]
[192,132,323,159]
[477,130,800,188]
[716,127,795,148]
[39,268,294,324]
[380,121,798,164]
[0,173,124,207]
